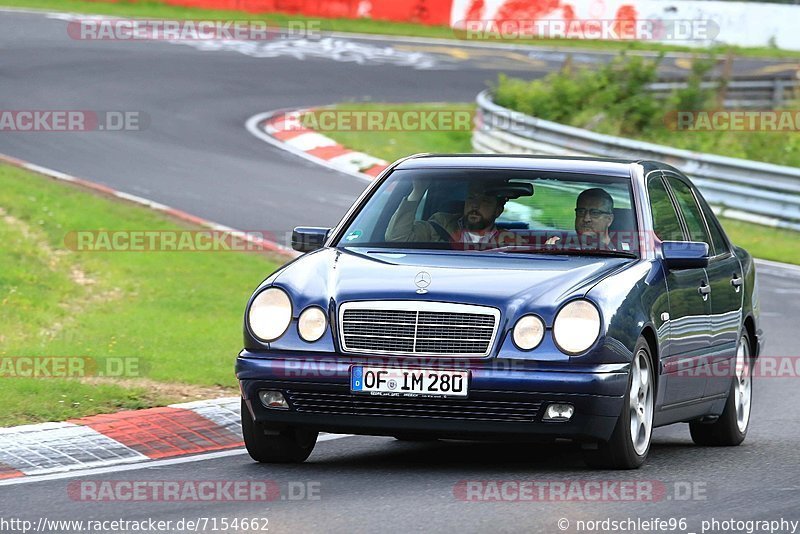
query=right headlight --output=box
[248,287,292,342]
[553,300,601,355]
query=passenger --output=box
[547,188,617,249]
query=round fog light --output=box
[259,390,289,410]
[512,314,545,350]
[544,403,574,422]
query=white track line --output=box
[0,434,354,487]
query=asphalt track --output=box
[1,8,800,533]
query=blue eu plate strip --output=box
[351,366,363,391]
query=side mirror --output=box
[292,227,330,253]
[662,241,709,270]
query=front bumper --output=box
[236,352,629,442]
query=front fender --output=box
[586,260,667,363]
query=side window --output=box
[647,174,684,241]
[666,176,711,247]
[697,194,729,256]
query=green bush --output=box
[493,52,799,168]
[668,53,718,112]
[494,53,665,132]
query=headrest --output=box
[609,208,635,232]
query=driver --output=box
[385,178,507,244]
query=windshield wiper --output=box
[487,246,638,259]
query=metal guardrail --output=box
[473,90,800,231]
[647,78,799,109]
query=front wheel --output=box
[241,400,318,463]
[583,337,655,469]
[689,332,752,446]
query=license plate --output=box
[350,366,469,398]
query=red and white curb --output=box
[245,109,389,182]
[0,153,296,258]
[0,398,241,481]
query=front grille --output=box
[286,390,541,423]
[339,302,499,357]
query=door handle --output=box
[731,275,743,292]
[698,283,711,301]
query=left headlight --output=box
[248,287,292,342]
[553,299,601,355]
[298,306,327,342]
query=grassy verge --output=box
[316,101,800,265]
[2,0,799,59]
[718,217,800,265]
[0,164,282,426]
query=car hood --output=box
[272,247,633,322]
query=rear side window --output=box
[666,176,711,247]
[647,174,684,241]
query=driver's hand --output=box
[545,236,561,246]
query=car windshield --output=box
[334,168,639,257]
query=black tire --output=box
[690,332,752,446]
[241,400,318,463]
[583,337,655,470]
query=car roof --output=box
[393,154,644,178]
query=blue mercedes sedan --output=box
[236,155,763,469]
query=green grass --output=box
[642,126,800,168]
[317,101,800,265]
[3,0,799,58]
[719,217,800,265]
[0,164,282,426]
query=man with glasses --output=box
[547,188,617,249]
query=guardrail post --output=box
[716,52,734,108]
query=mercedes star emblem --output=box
[414,271,431,294]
